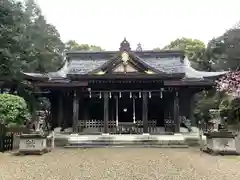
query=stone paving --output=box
[0,148,240,180]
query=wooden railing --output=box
[0,125,30,152]
[164,119,176,133]
[74,119,173,134]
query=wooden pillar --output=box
[50,93,58,130]
[115,96,119,127]
[179,90,196,126]
[63,92,73,128]
[142,92,148,133]
[174,91,180,133]
[189,94,196,126]
[72,90,79,132]
[57,92,63,127]
[103,92,109,133]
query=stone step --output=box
[65,144,188,148]
[65,134,189,148]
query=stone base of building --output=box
[65,133,188,148]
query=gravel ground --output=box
[0,148,240,180]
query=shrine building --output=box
[23,39,226,134]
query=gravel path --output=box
[0,148,240,180]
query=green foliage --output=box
[21,0,65,73]
[218,97,240,125]
[0,0,26,81]
[0,0,105,121]
[65,40,104,52]
[207,26,240,71]
[155,38,211,71]
[161,25,240,125]
[194,91,222,122]
[163,38,206,61]
[194,90,240,125]
[37,97,50,111]
[0,0,65,78]
[0,94,30,125]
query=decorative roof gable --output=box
[112,64,138,73]
[89,39,163,75]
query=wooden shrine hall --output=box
[23,39,226,134]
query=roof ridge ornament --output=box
[136,42,143,51]
[120,38,131,52]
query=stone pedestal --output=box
[203,131,238,155]
[18,133,54,155]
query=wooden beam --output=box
[164,80,214,86]
[34,81,88,87]
[68,73,184,80]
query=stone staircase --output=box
[64,134,189,148]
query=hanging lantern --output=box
[99,92,102,99]
[109,92,112,99]
[149,92,151,98]
[88,88,91,98]
[139,92,141,98]
[130,92,132,98]
[160,88,164,99]
[119,92,122,98]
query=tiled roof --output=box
[23,51,227,80]
[142,56,227,78]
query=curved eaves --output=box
[183,57,228,79]
[48,60,69,79]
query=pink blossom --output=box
[216,71,240,96]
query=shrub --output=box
[0,94,30,125]
[219,97,240,125]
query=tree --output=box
[156,38,210,71]
[0,0,66,118]
[207,22,240,71]
[22,0,65,73]
[194,90,224,122]
[163,38,205,60]
[0,94,30,125]
[0,0,65,75]
[0,0,26,81]
[65,40,104,52]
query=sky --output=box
[35,0,240,50]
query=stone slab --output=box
[65,144,189,148]
[19,133,54,155]
[204,135,240,155]
[67,134,188,148]
[235,134,240,154]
